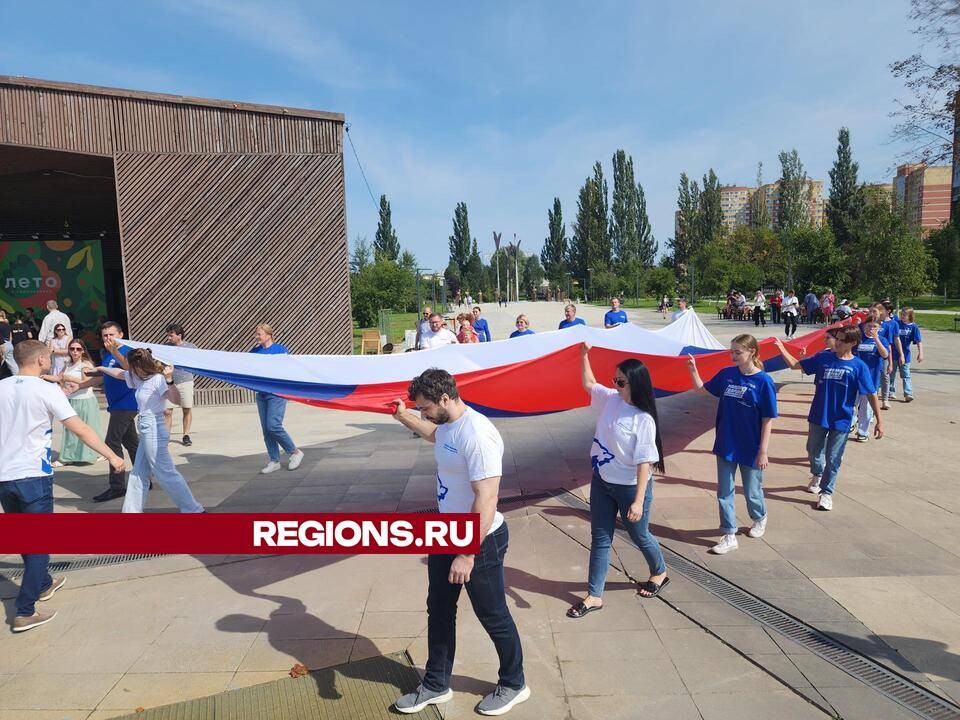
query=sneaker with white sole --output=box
[904,395,914,403]
[395,685,453,714]
[12,609,57,633]
[710,534,739,554]
[477,685,531,716]
[38,576,65,602]
[287,449,304,471]
[260,461,281,474]
[881,399,891,410]
[807,476,822,494]
[855,434,869,443]
[817,493,834,511]
[747,516,767,539]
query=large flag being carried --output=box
[123,311,840,417]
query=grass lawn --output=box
[915,312,960,332]
[854,296,960,312]
[353,312,418,354]
[585,297,660,309]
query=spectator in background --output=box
[510,315,535,338]
[456,314,479,344]
[37,300,72,343]
[836,299,853,320]
[781,290,799,339]
[770,290,783,325]
[820,289,835,323]
[420,314,459,349]
[604,297,628,328]
[47,324,71,377]
[163,323,197,446]
[471,306,491,342]
[0,310,14,377]
[804,290,820,324]
[415,307,433,350]
[671,298,691,323]
[751,290,766,327]
[50,338,102,466]
[559,304,587,329]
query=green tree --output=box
[927,223,960,295]
[611,150,639,267]
[568,167,608,279]
[448,202,472,272]
[444,260,462,300]
[848,196,935,300]
[752,162,771,229]
[670,172,701,269]
[644,266,677,300]
[789,226,849,294]
[373,194,400,262]
[522,254,546,298]
[591,161,611,269]
[350,259,416,328]
[541,197,568,286]
[826,127,863,248]
[463,239,486,297]
[777,149,810,232]
[350,235,371,274]
[636,182,657,267]
[698,169,723,249]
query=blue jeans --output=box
[423,524,524,692]
[122,413,204,513]
[0,476,54,617]
[716,457,766,535]
[2,340,16,374]
[588,469,665,597]
[806,423,849,496]
[888,362,912,397]
[256,393,297,462]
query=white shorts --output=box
[165,380,194,409]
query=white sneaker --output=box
[881,400,891,410]
[807,476,822,494]
[260,461,282,474]
[748,516,767,538]
[710,534,739,554]
[287,449,304,471]
[855,434,869,443]
[817,494,833,511]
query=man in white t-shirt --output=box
[36,300,73,343]
[670,298,691,322]
[0,340,124,633]
[391,369,529,716]
[418,314,459,350]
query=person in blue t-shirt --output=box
[687,334,777,555]
[470,306,491,343]
[877,301,905,409]
[773,325,883,512]
[558,304,587,330]
[509,315,535,338]
[892,307,924,402]
[250,323,304,475]
[852,314,889,441]
[603,297,628,328]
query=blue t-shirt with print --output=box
[249,342,289,355]
[509,329,535,338]
[894,322,922,363]
[559,318,586,329]
[799,351,876,429]
[704,366,778,468]
[603,309,628,327]
[880,318,900,354]
[472,317,491,342]
[103,345,137,411]
[855,331,888,387]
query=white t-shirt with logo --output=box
[589,384,659,485]
[0,375,77,482]
[125,372,169,415]
[421,327,459,350]
[434,406,504,535]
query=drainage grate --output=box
[0,553,168,580]
[553,489,960,720]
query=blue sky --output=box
[3,1,919,268]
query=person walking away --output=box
[162,323,197,446]
[686,334,776,554]
[752,290,766,327]
[773,326,883,511]
[804,290,819,324]
[852,314,888,442]
[391,369,529,716]
[0,340,124,632]
[471,306,492,342]
[567,343,669,620]
[250,324,305,474]
[892,307,923,403]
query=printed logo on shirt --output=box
[722,384,748,399]
[437,474,449,502]
[822,367,849,381]
[590,438,616,470]
[857,342,876,353]
[442,442,458,455]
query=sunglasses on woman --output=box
[613,377,627,388]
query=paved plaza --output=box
[1,301,959,719]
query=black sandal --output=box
[637,576,670,598]
[566,600,603,618]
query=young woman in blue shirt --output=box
[686,334,777,554]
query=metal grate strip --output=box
[0,552,169,579]
[552,489,960,720]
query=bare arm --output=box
[103,338,129,369]
[98,366,125,380]
[61,416,125,472]
[580,343,596,392]
[626,462,652,522]
[773,337,802,370]
[448,475,500,584]
[685,355,708,394]
[916,341,923,363]
[756,417,773,469]
[868,394,884,438]
[893,336,905,366]
[392,398,438,443]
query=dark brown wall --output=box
[115,152,350,357]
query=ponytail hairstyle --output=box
[731,333,763,370]
[617,358,665,473]
[126,348,165,378]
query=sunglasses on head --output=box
[613,377,627,389]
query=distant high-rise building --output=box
[754,180,825,229]
[719,186,753,228]
[895,163,951,232]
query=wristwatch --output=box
[166,380,174,385]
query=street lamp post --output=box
[514,235,522,303]
[493,231,502,303]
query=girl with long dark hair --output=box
[567,344,668,618]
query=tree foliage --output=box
[350,235,371,274]
[448,202,472,272]
[752,162,771,229]
[670,172,701,269]
[789,226,849,294]
[826,128,863,248]
[698,169,723,250]
[568,165,610,278]
[611,150,640,267]
[350,259,415,328]
[374,194,400,262]
[541,197,568,286]
[636,182,657,268]
[777,149,811,232]
[927,222,960,295]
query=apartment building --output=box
[894,163,951,232]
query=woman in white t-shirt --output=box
[98,343,204,514]
[51,338,103,465]
[780,290,799,339]
[567,343,669,619]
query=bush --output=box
[350,260,415,328]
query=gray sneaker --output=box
[477,685,531,716]
[12,609,57,633]
[39,576,65,602]
[394,684,453,714]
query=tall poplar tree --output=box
[777,149,810,232]
[448,202,472,273]
[698,168,723,249]
[826,127,863,247]
[374,194,400,262]
[591,161,611,269]
[636,182,657,267]
[611,150,639,267]
[751,162,771,229]
[541,197,568,284]
[670,172,701,267]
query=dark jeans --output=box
[753,306,766,326]
[784,313,797,337]
[105,410,139,491]
[771,306,781,324]
[423,523,524,692]
[0,476,54,616]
